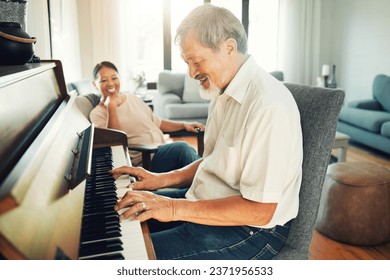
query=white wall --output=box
[26,0,390,98]
[320,0,390,103]
[26,0,51,60]
[77,0,94,79]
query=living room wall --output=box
[320,0,390,104]
[24,0,390,102]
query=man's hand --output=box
[115,190,176,223]
[109,166,164,191]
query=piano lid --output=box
[0,60,69,213]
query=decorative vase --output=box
[0,22,37,65]
[327,65,337,88]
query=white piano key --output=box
[79,145,150,260]
[111,146,149,260]
[120,219,149,260]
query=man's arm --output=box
[110,158,203,191]
[117,191,277,227]
[173,195,277,226]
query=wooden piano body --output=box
[0,61,154,260]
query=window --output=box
[120,0,164,84]
[248,0,279,71]
[46,0,280,84]
[170,0,204,72]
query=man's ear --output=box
[224,38,237,55]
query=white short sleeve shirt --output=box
[185,56,303,228]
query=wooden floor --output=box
[171,135,390,260]
[310,141,390,260]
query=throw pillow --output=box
[373,74,390,112]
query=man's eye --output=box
[194,59,205,66]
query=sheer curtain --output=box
[88,0,163,91]
[89,0,125,81]
[49,0,82,82]
[277,0,321,85]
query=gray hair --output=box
[175,4,247,54]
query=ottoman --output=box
[316,162,390,246]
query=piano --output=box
[0,60,155,260]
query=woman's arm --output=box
[159,119,205,133]
[105,96,123,130]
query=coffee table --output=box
[333,131,350,162]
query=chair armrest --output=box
[128,145,158,170]
[166,129,204,156]
[128,144,158,153]
[348,99,382,110]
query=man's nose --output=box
[188,64,199,79]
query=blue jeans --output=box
[147,189,290,260]
[151,141,200,173]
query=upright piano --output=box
[0,60,155,260]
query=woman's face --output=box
[94,66,121,97]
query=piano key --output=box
[79,145,149,260]
[79,239,123,258]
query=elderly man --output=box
[112,4,303,260]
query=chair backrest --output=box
[273,83,345,260]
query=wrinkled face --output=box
[94,66,120,97]
[180,31,233,99]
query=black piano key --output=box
[82,207,117,217]
[79,239,123,258]
[83,199,117,210]
[81,224,120,236]
[81,220,119,233]
[81,229,122,243]
[79,146,131,260]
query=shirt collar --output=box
[221,55,257,104]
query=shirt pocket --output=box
[203,135,240,188]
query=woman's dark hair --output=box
[93,61,119,80]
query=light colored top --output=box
[89,93,165,166]
[185,56,303,228]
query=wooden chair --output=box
[128,129,204,171]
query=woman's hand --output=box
[115,190,176,222]
[183,122,206,133]
[109,166,164,191]
[101,95,124,108]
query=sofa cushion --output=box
[339,107,390,133]
[67,78,99,95]
[158,71,185,97]
[182,75,209,103]
[75,94,101,119]
[348,99,382,110]
[373,74,390,112]
[164,103,209,119]
[381,121,390,138]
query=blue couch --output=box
[337,74,390,154]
